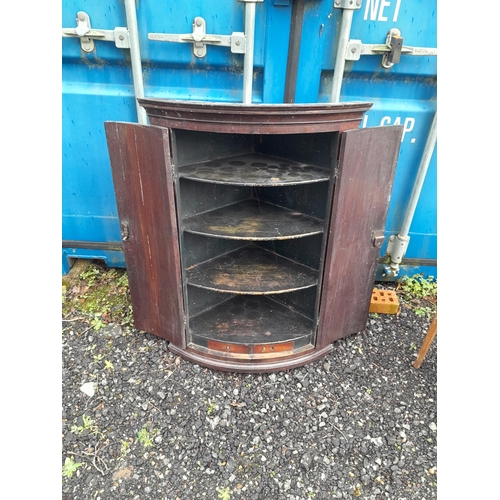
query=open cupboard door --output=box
[104,122,185,346]
[316,125,404,349]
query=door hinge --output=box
[149,16,246,58]
[62,11,130,52]
[346,28,437,69]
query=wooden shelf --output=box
[183,199,324,240]
[189,295,313,346]
[186,244,318,294]
[178,153,330,186]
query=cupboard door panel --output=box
[317,125,403,347]
[105,122,184,346]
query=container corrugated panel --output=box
[62,0,436,279]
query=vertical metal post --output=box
[330,9,353,103]
[329,0,362,103]
[400,112,437,239]
[240,0,263,104]
[384,112,437,276]
[124,0,148,124]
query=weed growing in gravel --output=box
[216,487,232,500]
[90,314,105,331]
[62,456,83,478]
[71,415,99,435]
[206,399,218,415]
[137,427,158,448]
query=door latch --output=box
[121,221,130,241]
[62,11,130,52]
[148,16,246,58]
[372,230,385,249]
[383,30,403,67]
[346,28,437,69]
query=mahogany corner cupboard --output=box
[104,99,403,373]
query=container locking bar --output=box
[148,0,263,104]
[62,3,148,125]
[62,11,130,52]
[346,28,437,69]
[148,17,246,58]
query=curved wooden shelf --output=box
[183,199,324,240]
[188,295,313,345]
[178,153,329,186]
[186,245,318,294]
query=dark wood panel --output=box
[268,288,317,320]
[256,132,338,169]
[257,234,323,270]
[186,244,318,294]
[255,183,331,219]
[317,125,404,348]
[178,178,251,220]
[104,122,184,346]
[182,232,246,270]
[172,129,253,168]
[178,153,330,186]
[183,199,324,240]
[189,295,313,345]
[186,285,235,319]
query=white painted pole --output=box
[329,9,354,103]
[242,1,257,104]
[124,0,148,124]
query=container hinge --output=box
[62,11,130,52]
[382,234,410,278]
[346,28,437,69]
[148,16,246,58]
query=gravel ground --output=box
[62,290,437,500]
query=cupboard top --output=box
[137,98,373,134]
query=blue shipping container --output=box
[62,0,436,279]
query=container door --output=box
[104,122,185,346]
[317,125,403,348]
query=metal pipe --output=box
[385,111,437,276]
[124,0,148,124]
[400,112,437,237]
[329,8,354,103]
[242,1,257,104]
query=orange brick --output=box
[369,289,399,314]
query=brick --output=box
[369,289,399,314]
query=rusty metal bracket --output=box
[62,11,130,53]
[148,16,246,58]
[346,28,437,69]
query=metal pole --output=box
[329,8,354,103]
[124,0,148,124]
[385,112,437,276]
[401,112,437,237]
[242,1,257,104]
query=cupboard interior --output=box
[171,129,339,351]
